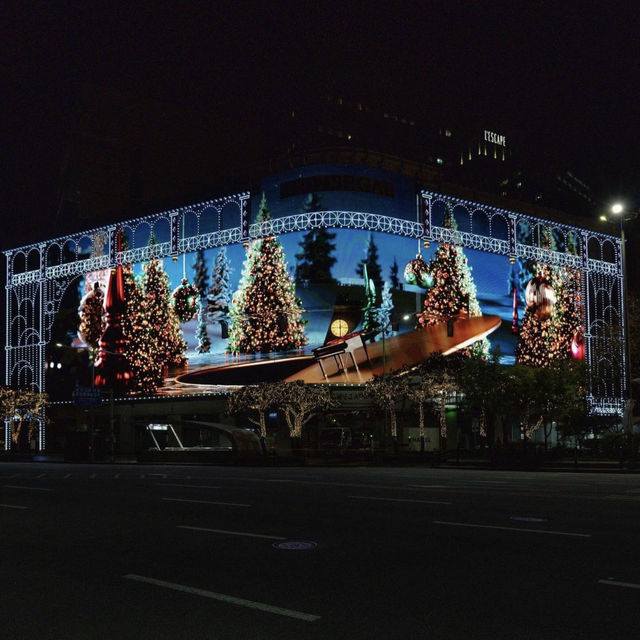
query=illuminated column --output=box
[240,193,250,242]
[508,214,517,264]
[4,252,11,450]
[37,244,46,451]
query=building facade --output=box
[4,156,625,453]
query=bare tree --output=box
[427,372,459,449]
[405,372,435,453]
[364,373,408,451]
[227,383,280,453]
[275,381,338,448]
[0,388,48,451]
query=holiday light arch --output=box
[4,187,625,450]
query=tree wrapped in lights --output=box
[416,207,489,358]
[142,257,187,370]
[228,195,307,354]
[364,372,409,451]
[227,382,281,453]
[0,387,48,450]
[275,381,338,448]
[192,248,210,353]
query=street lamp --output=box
[602,202,636,426]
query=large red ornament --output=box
[571,328,585,360]
[525,276,556,320]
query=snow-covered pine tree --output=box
[192,248,211,353]
[377,281,394,335]
[207,246,232,319]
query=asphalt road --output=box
[1,463,638,639]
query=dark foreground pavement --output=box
[1,462,639,639]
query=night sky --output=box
[3,1,639,250]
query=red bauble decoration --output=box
[172,278,199,322]
[525,276,556,320]
[404,255,434,289]
[571,328,585,360]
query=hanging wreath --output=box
[404,255,434,289]
[172,278,199,322]
[525,276,556,320]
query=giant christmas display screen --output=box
[51,203,583,399]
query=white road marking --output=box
[162,497,250,507]
[0,503,28,509]
[89,473,96,479]
[349,495,452,505]
[178,525,286,540]
[3,485,54,492]
[433,521,591,538]
[114,474,120,479]
[34,473,46,478]
[63,474,72,479]
[408,485,448,489]
[157,483,221,489]
[123,574,320,621]
[598,579,640,590]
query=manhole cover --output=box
[272,540,318,551]
[510,516,547,523]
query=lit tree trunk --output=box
[390,409,398,452]
[258,412,267,454]
[418,402,426,453]
[439,394,447,450]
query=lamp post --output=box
[601,203,636,434]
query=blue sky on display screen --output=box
[80,228,518,362]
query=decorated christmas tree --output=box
[294,193,337,283]
[416,207,489,358]
[515,228,582,367]
[228,195,307,354]
[122,261,163,393]
[207,246,233,319]
[515,264,582,367]
[356,233,383,290]
[142,256,187,369]
[192,248,211,353]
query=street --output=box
[1,463,639,639]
